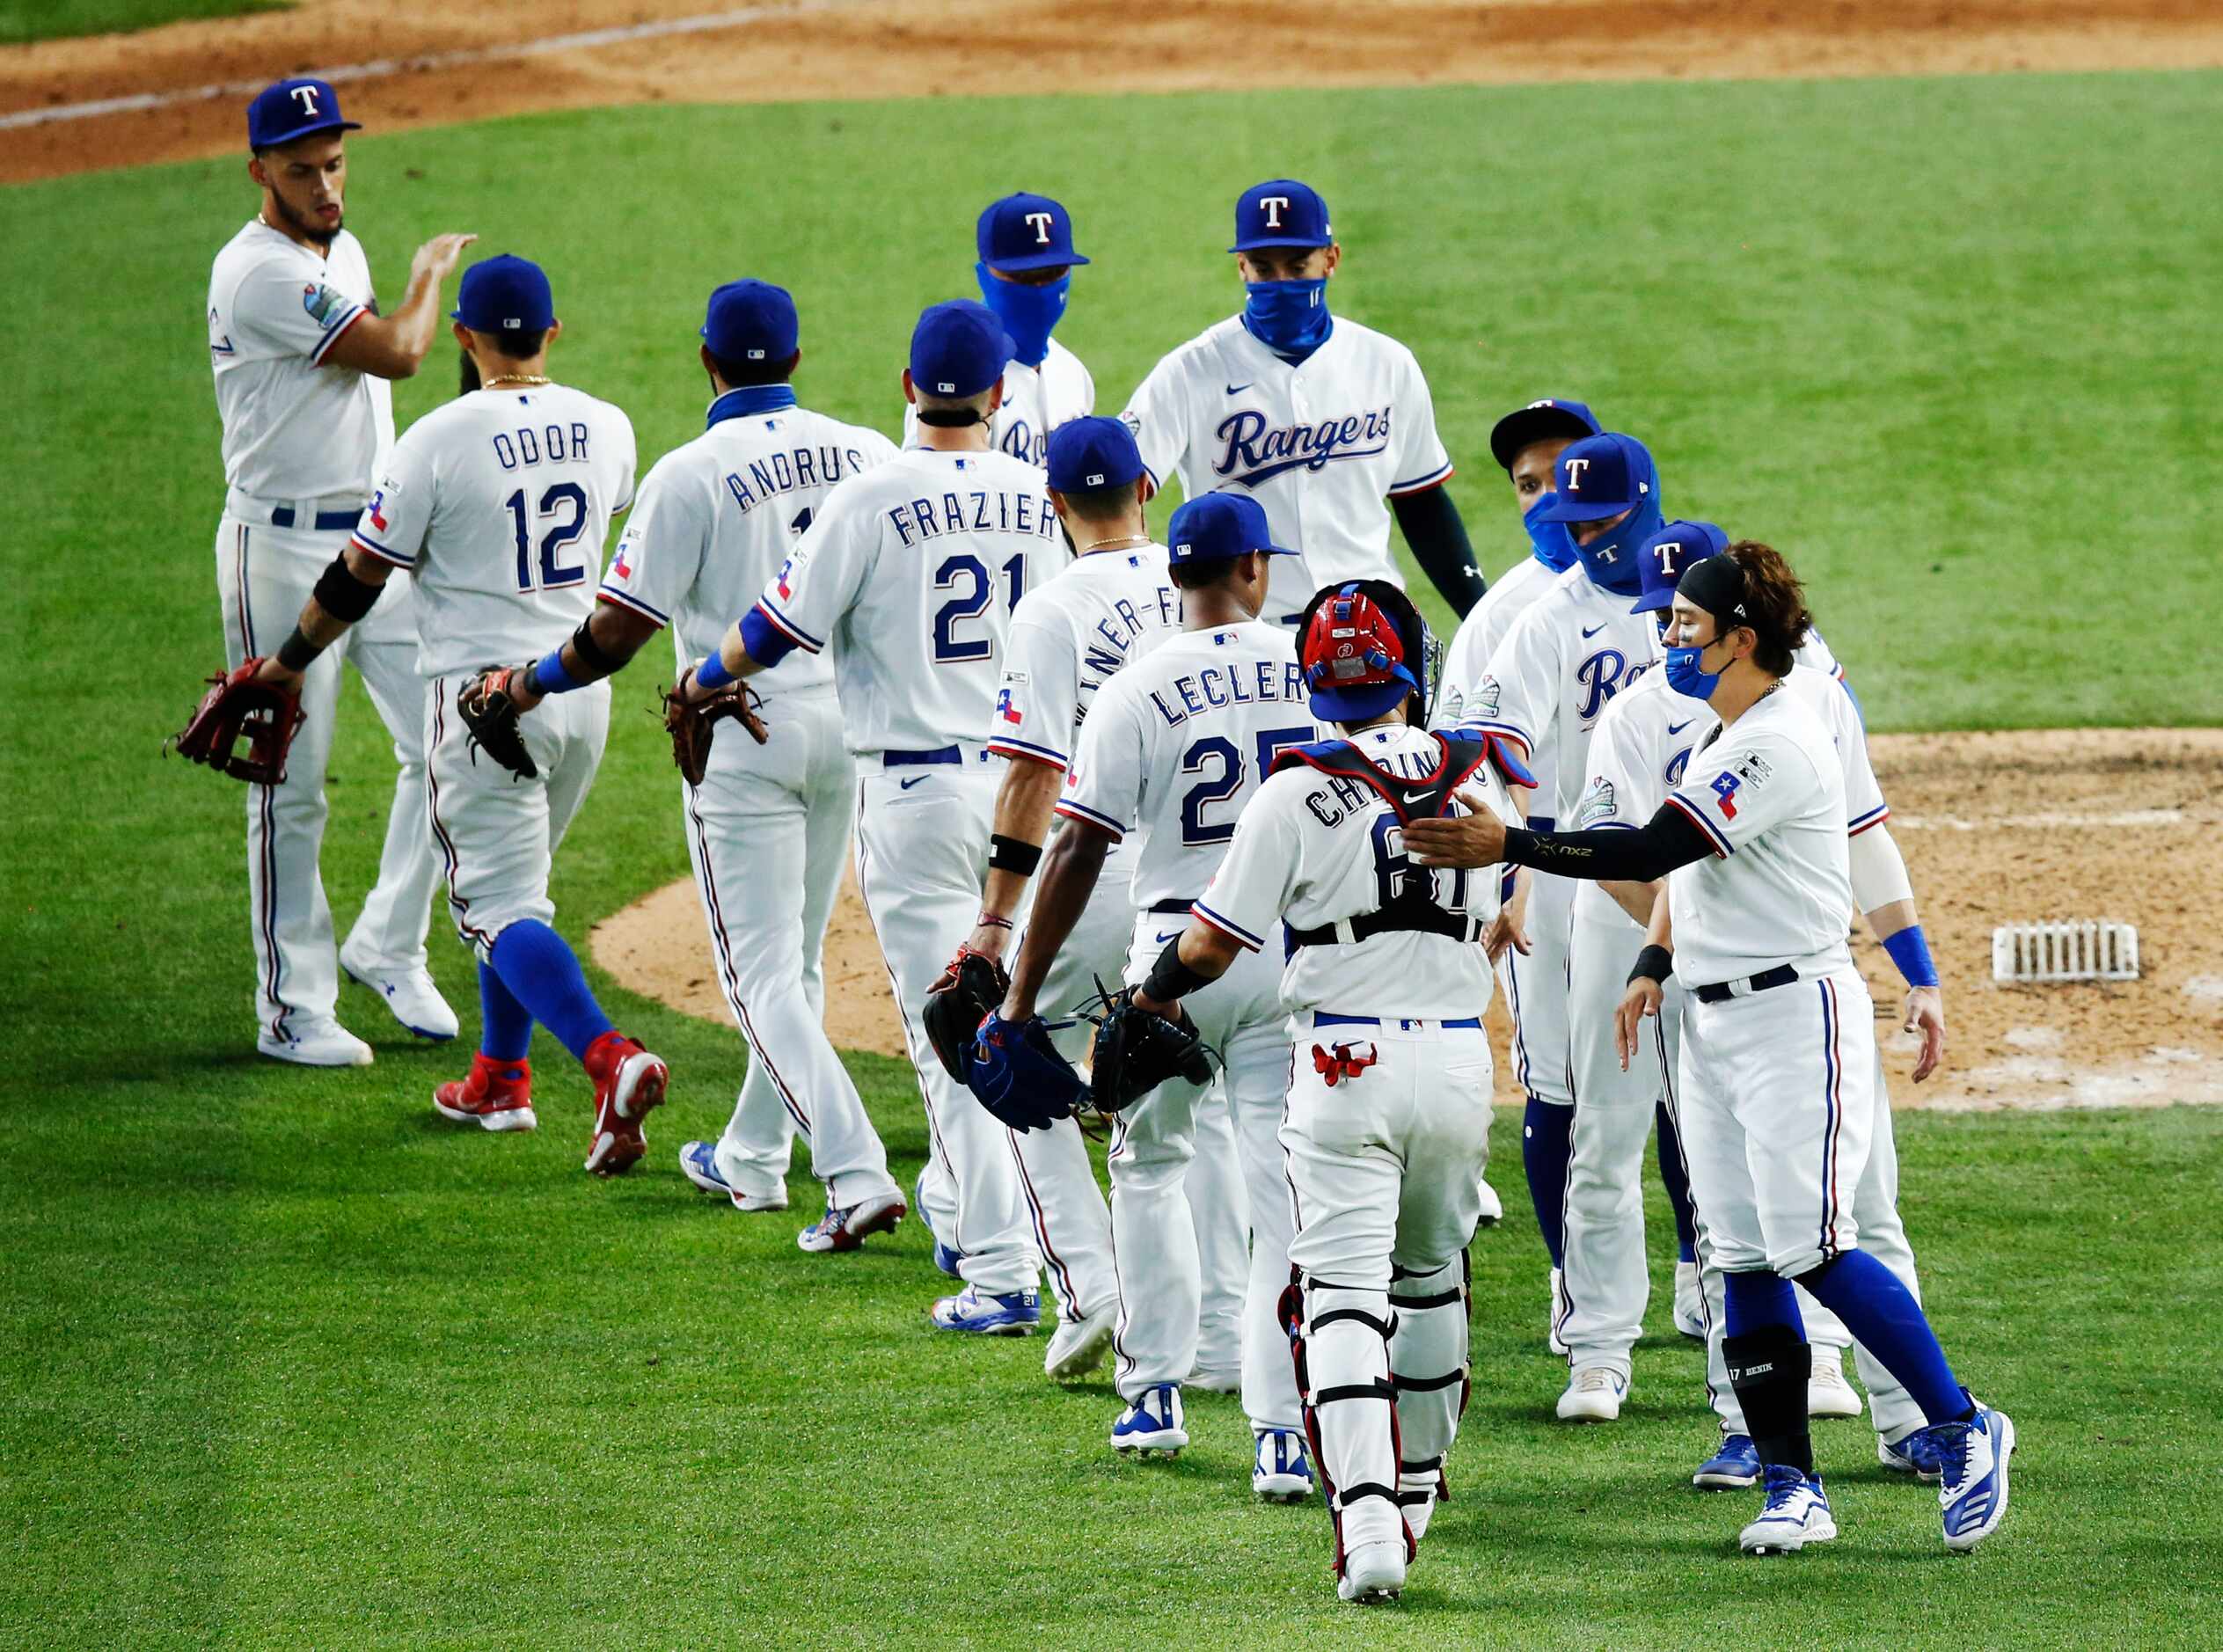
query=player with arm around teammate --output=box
[1123,580,1531,1604]
[596,279,908,1250]
[681,300,1062,1334]
[205,77,477,1065]
[252,254,672,1173]
[987,491,1320,1494]
[1119,180,1483,625]
[903,193,1094,469]
[1405,543,2015,1557]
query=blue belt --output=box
[883,745,989,768]
[1529,815,1555,832]
[1313,1012,1482,1031]
[270,505,362,531]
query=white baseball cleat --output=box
[1044,1301,1116,1381]
[1476,1175,1503,1227]
[340,946,459,1042]
[1253,1429,1316,1503]
[1672,1260,1706,1340]
[1739,1466,1837,1554]
[1110,1383,1188,1456]
[1337,1537,1407,1604]
[257,1017,373,1068]
[1809,1346,1864,1420]
[1547,1267,1569,1356]
[1556,1364,1627,1422]
[677,1141,788,1211]
[1934,1402,2015,1552]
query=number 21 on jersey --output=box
[932,552,1027,662]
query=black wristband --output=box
[987,833,1043,877]
[275,626,325,673]
[1628,944,1673,986]
[311,552,383,623]
[1141,935,1210,1004]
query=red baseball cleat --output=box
[582,1032,668,1177]
[433,1052,537,1132]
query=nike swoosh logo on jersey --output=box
[1668,720,1694,736]
[900,775,928,790]
[1582,623,1608,638]
[1225,383,1252,395]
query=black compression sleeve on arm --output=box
[1503,802,1718,882]
[1390,486,1485,618]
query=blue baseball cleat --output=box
[929,1283,1039,1335]
[1739,1466,1837,1554]
[1931,1400,2015,1551]
[911,1167,965,1277]
[1877,1428,1945,1482]
[1693,1433,1762,1489]
[1111,1383,1188,1457]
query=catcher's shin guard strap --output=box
[1390,1370,1464,1393]
[1332,1482,1399,1509]
[1385,1255,1470,1473]
[1312,1307,1397,1339]
[312,552,384,623]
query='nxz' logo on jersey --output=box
[1574,648,1642,721]
[1210,406,1392,488]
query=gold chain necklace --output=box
[481,373,552,391]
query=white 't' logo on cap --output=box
[290,85,320,115]
[1564,457,1591,491]
[1025,211,1054,245]
[1262,195,1290,228]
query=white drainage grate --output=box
[1992,921,2140,984]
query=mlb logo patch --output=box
[996,688,1022,726]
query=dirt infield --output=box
[592,729,2223,1113]
[8,0,2223,183]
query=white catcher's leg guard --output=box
[1388,1254,1470,1544]
[1289,1277,1408,1579]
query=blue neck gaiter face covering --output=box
[1524,494,1578,574]
[1241,278,1332,361]
[1572,481,1664,599]
[976,264,1068,369]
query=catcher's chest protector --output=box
[1270,734,1491,824]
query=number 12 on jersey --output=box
[508,483,589,592]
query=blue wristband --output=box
[1882,925,1939,988]
[530,647,579,696]
[693,648,738,691]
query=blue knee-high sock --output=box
[1655,1103,1698,1263]
[488,920,613,1063]
[1796,1250,1971,1426]
[479,961,534,1063]
[1722,1267,1804,1340]
[1523,1098,1573,1268]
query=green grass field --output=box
[4,69,2222,1647]
[0,0,285,46]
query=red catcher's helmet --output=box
[1301,582,1422,722]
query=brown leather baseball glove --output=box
[663,679,768,786]
[171,659,305,785]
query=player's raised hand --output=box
[1904,985,1946,1083]
[1613,977,1663,1071]
[1404,786,1507,867]
[1483,910,1530,963]
[411,232,479,284]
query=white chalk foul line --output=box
[0,1,850,131]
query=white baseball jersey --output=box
[1194,724,1518,1020]
[597,400,898,695]
[1661,688,1854,988]
[1464,565,1656,824]
[1120,316,1453,620]
[1434,551,1559,730]
[987,545,1178,769]
[350,384,637,676]
[750,446,1061,756]
[208,220,393,501]
[902,340,1094,471]
[1057,620,1320,910]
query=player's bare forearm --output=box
[323,231,477,380]
[969,757,1064,955]
[1603,875,1662,929]
[1864,896,1919,946]
[999,823,1112,1020]
[255,545,392,684]
[1645,889,1672,949]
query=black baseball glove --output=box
[457,665,538,779]
[923,948,1011,1081]
[1086,986,1214,1113]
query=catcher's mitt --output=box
[968,1012,1087,1133]
[664,677,767,787]
[1086,986,1214,1113]
[171,659,304,785]
[923,949,1010,1081]
[457,665,538,779]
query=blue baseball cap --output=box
[451,254,555,334]
[702,279,798,365]
[1230,179,1332,252]
[1166,492,1297,565]
[1536,433,1656,523]
[1488,398,1602,472]
[1633,519,1729,614]
[977,193,1090,274]
[910,299,1012,398]
[246,77,360,150]
[1045,417,1142,493]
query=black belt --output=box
[1146,898,1196,916]
[1289,904,1477,947]
[1693,963,1800,1005]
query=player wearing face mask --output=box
[1119,179,1485,625]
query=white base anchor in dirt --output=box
[1992,920,2140,984]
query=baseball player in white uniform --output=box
[1407,542,2015,1557]
[679,300,1063,1334]
[1119,179,1483,625]
[903,193,1094,469]
[993,490,1318,1492]
[252,254,672,1176]
[1131,579,1531,1604]
[208,77,476,1065]
[1453,432,1664,1359]
[596,279,909,1251]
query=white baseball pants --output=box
[1502,873,1574,1110]
[216,513,439,1041]
[684,685,897,1212]
[852,757,1035,1295]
